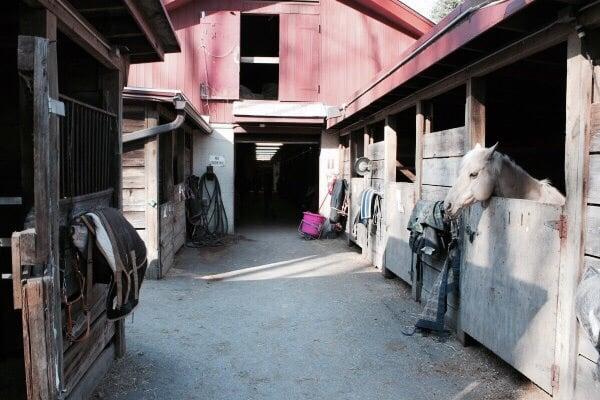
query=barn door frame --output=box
[15,33,63,399]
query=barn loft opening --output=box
[484,42,567,194]
[234,141,319,227]
[394,107,417,183]
[240,14,280,100]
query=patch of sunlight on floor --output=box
[197,252,370,281]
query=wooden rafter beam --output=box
[29,0,122,70]
[121,0,165,61]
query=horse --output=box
[444,143,565,219]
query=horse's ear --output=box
[486,142,499,160]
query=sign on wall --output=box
[209,154,226,167]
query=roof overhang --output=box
[124,87,213,134]
[60,0,181,63]
[344,0,434,37]
[327,0,584,131]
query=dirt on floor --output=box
[94,224,548,400]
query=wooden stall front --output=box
[1,2,179,399]
[122,88,212,279]
[328,1,600,398]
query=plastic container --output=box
[298,212,326,239]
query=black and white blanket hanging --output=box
[406,200,460,333]
[72,207,147,320]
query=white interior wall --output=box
[319,131,340,218]
[193,123,235,234]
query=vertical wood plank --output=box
[466,78,486,148]
[415,102,425,200]
[555,33,593,400]
[384,115,397,184]
[279,13,321,102]
[145,105,160,281]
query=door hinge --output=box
[318,24,321,34]
[318,84,321,93]
[49,97,65,116]
[551,364,559,390]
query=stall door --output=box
[384,182,415,283]
[460,197,563,394]
[198,11,240,100]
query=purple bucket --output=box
[299,212,326,239]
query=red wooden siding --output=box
[319,0,416,106]
[279,14,321,102]
[129,0,424,123]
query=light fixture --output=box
[256,142,283,147]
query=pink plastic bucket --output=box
[299,212,327,239]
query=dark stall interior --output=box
[0,4,26,398]
[485,43,567,194]
[427,85,466,132]
[393,106,417,183]
[235,142,319,226]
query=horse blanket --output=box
[75,207,147,320]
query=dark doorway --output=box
[484,42,567,194]
[235,142,319,227]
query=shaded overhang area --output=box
[232,100,326,140]
[123,87,213,139]
[28,0,180,65]
[327,0,592,132]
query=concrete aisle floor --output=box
[94,224,546,400]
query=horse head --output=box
[444,143,499,219]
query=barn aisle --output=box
[93,226,546,400]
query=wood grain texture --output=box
[21,277,52,400]
[556,34,593,400]
[384,182,415,283]
[588,154,600,204]
[421,185,449,201]
[460,198,563,394]
[574,355,600,400]
[368,141,386,161]
[590,102,600,152]
[279,13,321,102]
[586,205,600,257]
[421,157,461,187]
[65,344,115,400]
[422,127,466,159]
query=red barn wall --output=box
[129,0,424,123]
[319,0,417,106]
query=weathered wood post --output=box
[17,34,62,400]
[145,105,161,281]
[555,31,593,400]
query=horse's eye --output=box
[469,172,478,179]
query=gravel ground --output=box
[93,223,547,400]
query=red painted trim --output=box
[330,0,537,128]
[234,116,325,124]
[347,0,433,37]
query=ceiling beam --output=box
[121,0,165,61]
